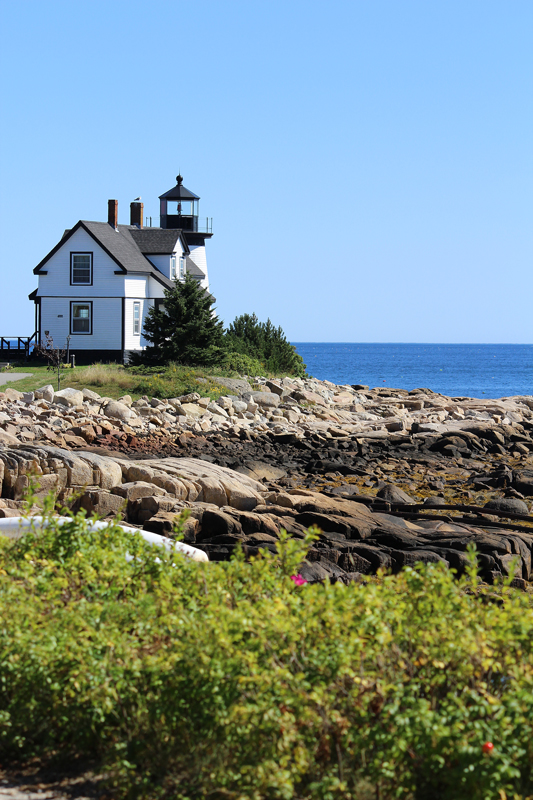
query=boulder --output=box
[217,476,261,511]
[76,451,123,490]
[390,549,449,570]
[36,384,55,402]
[104,401,134,422]
[251,392,280,410]
[82,388,101,402]
[265,380,284,396]
[195,476,228,507]
[112,481,168,501]
[298,561,332,584]
[181,403,205,418]
[14,473,59,501]
[78,489,125,517]
[54,388,84,407]
[376,484,416,505]
[513,471,533,497]
[143,512,199,541]
[198,508,243,540]
[484,497,529,515]
[126,464,155,483]
[0,430,21,446]
[207,402,228,418]
[179,393,201,403]
[291,389,327,407]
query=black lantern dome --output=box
[159,174,200,231]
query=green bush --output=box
[225,313,307,377]
[219,349,266,376]
[1,514,533,799]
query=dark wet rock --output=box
[513,470,533,497]
[423,496,446,506]
[376,484,416,504]
[390,549,448,571]
[295,511,355,538]
[337,550,373,573]
[430,436,472,454]
[370,529,425,550]
[298,561,332,584]
[203,533,247,545]
[484,497,529,515]
[197,509,243,541]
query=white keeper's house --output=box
[30,174,213,363]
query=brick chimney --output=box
[108,199,118,228]
[130,201,143,228]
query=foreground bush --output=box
[1,515,533,799]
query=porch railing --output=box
[0,332,38,358]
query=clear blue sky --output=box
[1,0,531,343]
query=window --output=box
[71,252,92,285]
[179,256,186,279]
[71,302,92,334]
[133,301,141,335]
[170,255,177,280]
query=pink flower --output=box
[290,574,307,586]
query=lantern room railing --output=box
[145,216,213,232]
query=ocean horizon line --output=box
[291,341,533,347]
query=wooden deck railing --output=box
[0,332,37,358]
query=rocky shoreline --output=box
[2,375,533,586]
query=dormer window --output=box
[179,256,186,279]
[170,255,177,280]
[71,252,93,285]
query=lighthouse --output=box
[158,173,212,291]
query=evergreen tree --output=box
[141,274,224,366]
[225,313,306,377]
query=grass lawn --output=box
[0,362,252,401]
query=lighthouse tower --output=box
[159,174,212,291]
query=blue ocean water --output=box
[292,343,533,399]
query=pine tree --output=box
[141,274,224,366]
[225,313,306,377]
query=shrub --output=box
[225,313,307,377]
[218,350,266,376]
[1,516,533,799]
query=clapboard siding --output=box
[124,297,150,350]
[37,228,125,297]
[188,245,209,289]
[148,275,167,297]
[146,254,171,277]
[124,277,148,299]
[40,297,122,350]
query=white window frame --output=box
[70,301,92,335]
[133,301,141,335]
[70,252,93,285]
[170,255,177,280]
[179,256,186,279]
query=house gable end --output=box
[34,221,128,275]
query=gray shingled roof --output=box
[129,228,184,254]
[185,255,206,278]
[81,222,152,274]
[77,222,175,288]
